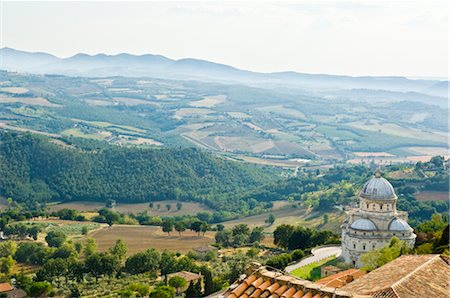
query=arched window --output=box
[380,204,383,210]
[366,203,369,209]
[363,245,366,250]
[353,243,356,249]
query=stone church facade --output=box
[341,171,416,268]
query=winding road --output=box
[285,245,342,273]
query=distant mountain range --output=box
[1,47,448,98]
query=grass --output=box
[219,206,345,234]
[290,256,337,280]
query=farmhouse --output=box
[0,282,26,298]
[341,171,416,267]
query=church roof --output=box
[388,219,412,231]
[360,174,396,201]
[350,219,377,231]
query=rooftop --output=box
[360,174,396,201]
[0,283,13,293]
[220,263,360,298]
[315,269,367,289]
[167,271,202,282]
[341,254,450,297]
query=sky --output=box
[1,1,449,78]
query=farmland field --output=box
[219,206,345,234]
[48,200,211,215]
[189,95,226,108]
[0,95,62,107]
[416,191,449,202]
[90,225,215,255]
[0,71,448,167]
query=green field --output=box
[291,256,338,280]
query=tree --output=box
[361,237,410,271]
[162,220,174,236]
[150,285,175,298]
[266,253,292,269]
[273,224,295,249]
[28,281,52,297]
[185,280,202,298]
[190,221,203,236]
[125,249,161,274]
[176,202,182,211]
[0,241,17,258]
[83,237,97,258]
[45,230,67,248]
[249,227,265,244]
[200,265,215,296]
[216,224,225,231]
[157,204,161,210]
[291,249,305,261]
[232,224,250,237]
[126,283,150,297]
[0,256,15,274]
[160,251,178,276]
[109,239,128,262]
[166,204,172,211]
[149,202,154,209]
[35,258,68,283]
[168,276,187,294]
[81,226,89,235]
[215,229,232,247]
[174,222,186,236]
[85,252,121,281]
[200,222,209,236]
[106,199,116,208]
[266,214,275,225]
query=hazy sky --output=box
[1,1,449,78]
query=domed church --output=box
[341,171,416,268]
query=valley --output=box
[0,70,447,171]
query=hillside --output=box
[0,131,275,211]
[1,48,447,96]
[0,71,447,168]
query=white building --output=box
[341,171,416,268]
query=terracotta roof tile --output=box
[221,264,355,298]
[0,283,13,293]
[341,254,450,298]
[281,287,296,298]
[315,269,366,288]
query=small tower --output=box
[341,172,416,268]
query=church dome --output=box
[360,172,396,200]
[389,219,412,231]
[350,219,377,231]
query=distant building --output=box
[341,171,416,267]
[0,282,26,298]
[315,268,366,288]
[320,265,342,278]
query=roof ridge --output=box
[390,255,440,289]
